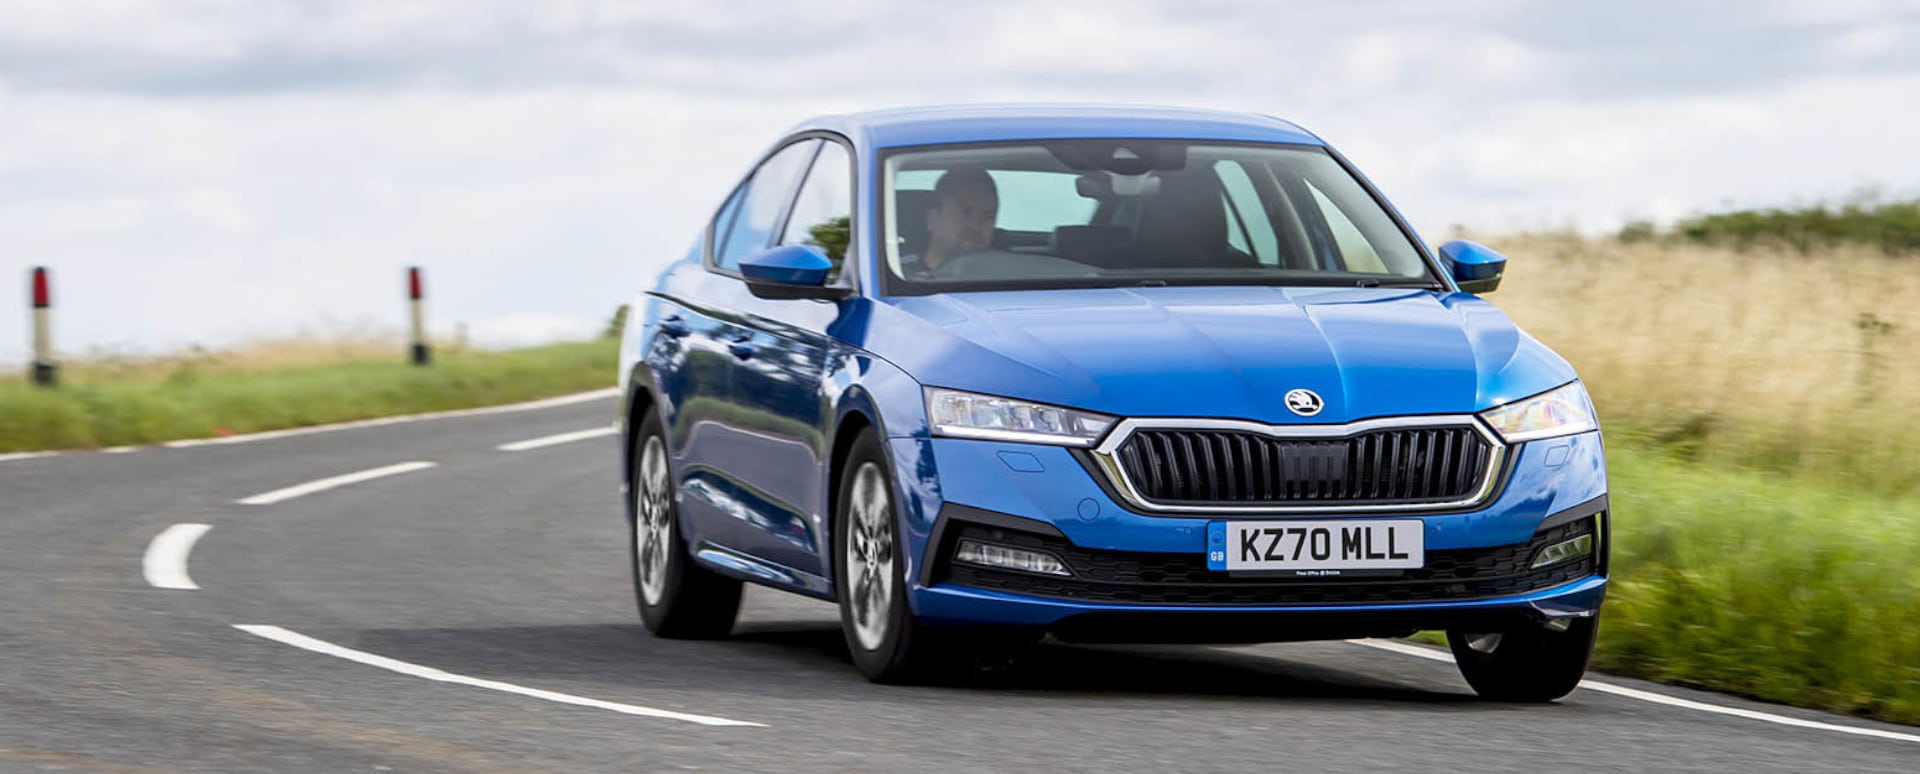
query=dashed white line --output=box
[237,461,438,505]
[143,523,212,590]
[166,388,617,448]
[0,450,58,463]
[1349,639,1920,745]
[496,425,618,452]
[233,625,763,727]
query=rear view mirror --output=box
[1437,240,1506,294]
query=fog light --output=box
[955,539,1072,577]
[1530,534,1594,569]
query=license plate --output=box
[1206,519,1424,575]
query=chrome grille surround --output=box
[1086,415,1509,515]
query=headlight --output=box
[1479,381,1599,443]
[925,387,1115,447]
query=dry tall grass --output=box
[1484,234,1920,492]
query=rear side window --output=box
[715,139,821,271]
[779,141,853,280]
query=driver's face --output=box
[927,187,998,256]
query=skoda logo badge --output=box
[1285,389,1324,417]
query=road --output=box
[1,392,1913,773]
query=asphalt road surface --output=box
[2,392,1914,773]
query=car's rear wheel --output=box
[1447,616,1598,702]
[835,431,955,683]
[630,411,741,639]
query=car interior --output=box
[886,143,1410,284]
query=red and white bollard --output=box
[30,266,56,386]
[408,266,430,366]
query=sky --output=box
[1,0,1917,363]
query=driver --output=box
[902,168,997,279]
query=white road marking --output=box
[101,446,139,454]
[496,425,618,452]
[238,461,438,505]
[143,523,212,590]
[1349,639,1920,745]
[233,625,763,727]
[0,451,58,463]
[166,387,617,448]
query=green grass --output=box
[1595,445,1920,725]
[0,339,617,452]
[1412,444,1920,726]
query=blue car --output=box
[617,105,1607,700]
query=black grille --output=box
[1112,425,1495,506]
[941,518,1595,606]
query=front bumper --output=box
[886,430,1609,635]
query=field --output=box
[1482,233,1920,724]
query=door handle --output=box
[658,315,690,337]
[728,342,756,360]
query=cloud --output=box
[0,0,1916,361]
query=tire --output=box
[833,431,956,683]
[629,410,741,639]
[1447,615,1598,702]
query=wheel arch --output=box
[621,364,661,500]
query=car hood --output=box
[869,286,1574,424]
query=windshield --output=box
[880,140,1438,294]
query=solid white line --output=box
[165,387,618,448]
[143,523,212,590]
[100,446,139,454]
[237,461,437,505]
[496,425,618,452]
[1348,639,1920,745]
[233,625,762,727]
[0,450,58,463]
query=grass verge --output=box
[1413,444,1920,726]
[0,339,617,452]
[1596,445,1920,725]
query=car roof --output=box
[793,104,1325,150]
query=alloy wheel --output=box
[844,462,895,651]
[634,435,672,606]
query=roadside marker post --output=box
[408,266,430,366]
[29,266,56,386]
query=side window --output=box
[715,139,821,271]
[779,141,853,280]
[1214,161,1279,264]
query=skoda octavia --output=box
[617,105,1607,701]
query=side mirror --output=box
[1437,240,1506,294]
[738,245,848,300]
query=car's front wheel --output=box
[1447,616,1598,702]
[834,431,954,683]
[630,411,741,639]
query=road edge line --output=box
[232,625,763,728]
[1348,639,1920,745]
[165,387,618,449]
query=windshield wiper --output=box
[1357,278,1445,290]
